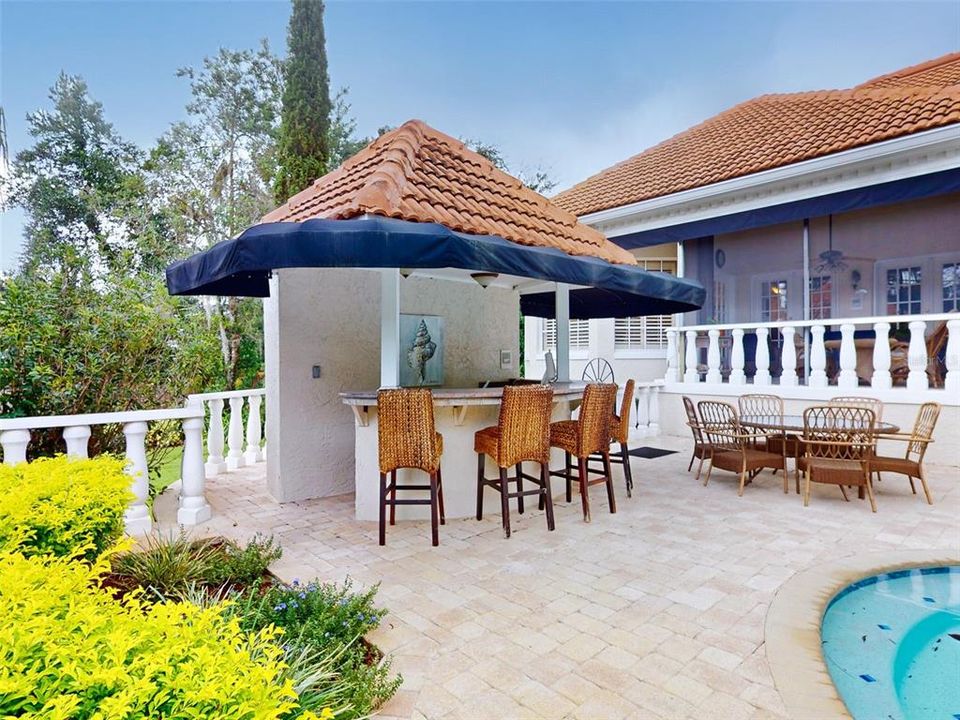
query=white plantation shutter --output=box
[614,260,675,350]
[542,318,590,350]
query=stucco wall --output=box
[265,269,519,503]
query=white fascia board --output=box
[579,124,960,237]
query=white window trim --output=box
[874,250,960,316]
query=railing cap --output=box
[677,312,956,333]
[188,388,266,401]
[0,406,205,432]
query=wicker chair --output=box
[589,380,636,497]
[549,383,619,522]
[475,385,556,538]
[872,402,940,504]
[738,393,798,491]
[377,388,445,546]
[798,405,877,512]
[682,396,710,481]
[698,400,783,496]
[829,396,884,421]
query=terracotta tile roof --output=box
[264,120,636,265]
[554,53,960,217]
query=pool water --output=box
[821,566,960,720]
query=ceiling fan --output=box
[814,215,846,273]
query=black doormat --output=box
[628,446,678,459]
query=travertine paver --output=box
[156,435,960,719]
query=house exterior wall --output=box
[265,268,519,503]
[702,192,960,324]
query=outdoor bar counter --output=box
[340,382,586,521]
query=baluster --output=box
[684,330,698,383]
[636,386,650,437]
[754,327,771,386]
[244,395,263,464]
[226,396,246,470]
[906,320,928,390]
[63,425,91,458]
[945,319,960,394]
[1,429,30,465]
[706,329,721,384]
[665,330,679,383]
[872,322,892,389]
[838,323,858,389]
[648,386,660,436]
[729,328,746,385]
[123,421,152,535]
[809,324,828,388]
[179,415,212,525]
[205,398,227,477]
[780,326,797,387]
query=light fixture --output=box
[399,268,414,278]
[470,272,499,288]
[814,214,848,273]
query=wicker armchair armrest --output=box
[876,432,933,444]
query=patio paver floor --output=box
[156,435,959,719]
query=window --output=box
[886,266,922,316]
[712,280,728,324]
[760,280,788,322]
[942,262,960,312]
[614,260,676,351]
[541,318,589,352]
[809,275,832,320]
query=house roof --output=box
[553,52,960,217]
[264,119,636,265]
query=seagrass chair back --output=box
[377,388,441,474]
[496,385,554,468]
[697,400,740,451]
[578,383,618,457]
[802,406,876,462]
[612,379,635,444]
[906,402,941,460]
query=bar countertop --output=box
[339,382,586,408]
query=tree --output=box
[273,0,332,203]
[6,74,172,284]
[463,138,557,195]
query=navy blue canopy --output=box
[165,215,704,319]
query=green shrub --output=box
[0,548,328,719]
[204,533,283,586]
[0,455,131,561]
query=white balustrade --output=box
[946,319,960,394]
[63,425,91,458]
[204,398,227,477]
[123,421,151,535]
[244,394,263,464]
[729,328,746,385]
[648,385,661,435]
[635,385,650,434]
[906,321,927,391]
[0,429,30,465]
[780,326,797,387]
[837,323,858,389]
[178,415,211,525]
[665,330,679,383]
[226,396,246,470]
[684,330,698,383]
[809,324,828,388]
[187,389,266,475]
[754,327,771,386]
[872,322,892,389]
[706,330,721,384]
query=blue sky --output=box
[2,1,958,270]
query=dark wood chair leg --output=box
[499,466,511,538]
[578,456,591,522]
[476,454,485,521]
[516,462,524,514]
[437,464,446,525]
[389,469,397,526]
[565,452,573,503]
[687,452,695,472]
[542,464,555,531]
[378,472,387,546]
[429,470,440,547]
[620,442,633,497]
[604,452,617,514]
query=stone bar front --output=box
[341,383,585,521]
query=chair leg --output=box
[908,476,916,495]
[577,457,591,523]
[542,464,556,531]
[695,453,705,482]
[803,470,811,507]
[378,472,387,546]
[839,485,849,502]
[603,452,617,514]
[429,471,440,546]
[737,459,747,497]
[703,455,713,487]
[565,452,573,503]
[476,454,485,521]
[620,443,633,498]
[516,462,524,514]
[389,469,397,526]
[918,466,933,505]
[499,467,511,538]
[687,452,695,472]
[437,464,446,525]
[865,475,877,513]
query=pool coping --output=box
[764,550,960,720]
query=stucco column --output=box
[555,283,570,383]
[380,269,401,388]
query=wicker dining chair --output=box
[798,405,877,512]
[475,385,556,538]
[872,402,940,504]
[682,396,710,481]
[377,388,445,546]
[698,400,783,496]
[829,396,884,421]
[738,393,798,489]
[589,379,636,497]
[550,383,619,522]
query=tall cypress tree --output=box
[274,0,331,204]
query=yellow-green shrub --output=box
[0,455,132,561]
[0,548,320,719]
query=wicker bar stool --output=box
[377,388,445,547]
[475,385,556,538]
[588,379,636,497]
[549,383,619,522]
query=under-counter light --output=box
[470,272,499,288]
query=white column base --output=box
[177,501,212,525]
[243,448,263,464]
[124,509,153,536]
[226,454,246,471]
[205,460,227,477]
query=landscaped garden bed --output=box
[0,455,400,719]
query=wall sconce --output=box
[399,268,414,279]
[850,269,868,294]
[471,272,499,288]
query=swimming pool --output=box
[821,566,960,720]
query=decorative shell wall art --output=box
[399,314,444,387]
